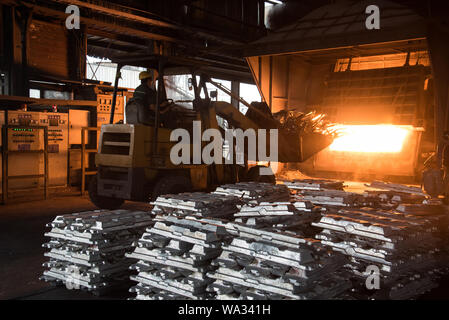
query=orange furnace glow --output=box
[328,124,412,153]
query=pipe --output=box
[208,77,273,121]
[109,64,122,124]
[152,59,164,157]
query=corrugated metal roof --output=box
[86,62,145,89]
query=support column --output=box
[231,80,240,109]
[427,23,449,162]
[9,6,32,97]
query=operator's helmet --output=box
[139,70,158,81]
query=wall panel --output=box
[27,19,69,79]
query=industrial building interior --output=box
[1,0,449,302]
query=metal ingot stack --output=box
[233,201,323,236]
[367,181,427,196]
[395,202,449,280]
[151,192,243,219]
[293,189,368,207]
[213,182,291,204]
[208,224,351,300]
[363,190,427,208]
[285,179,372,208]
[214,182,324,233]
[364,182,449,269]
[363,181,429,209]
[126,215,232,300]
[40,210,153,294]
[284,179,345,191]
[312,208,443,299]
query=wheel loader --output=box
[88,55,333,209]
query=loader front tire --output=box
[151,174,192,201]
[88,175,124,210]
[247,165,276,184]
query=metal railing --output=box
[81,127,101,194]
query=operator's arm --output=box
[134,84,169,112]
[133,84,150,102]
[129,85,157,124]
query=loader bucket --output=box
[299,132,335,162]
[278,131,334,163]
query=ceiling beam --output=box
[52,0,175,29]
[86,29,148,49]
[50,0,244,46]
[21,2,184,43]
[87,39,142,54]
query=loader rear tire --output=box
[151,174,192,201]
[88,175,124,210]
[247,165,276,184]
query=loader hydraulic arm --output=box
[212,101,260,131]
[210,100,334,163]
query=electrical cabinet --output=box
[5,111,43,190]
[39,113,68,187]
[69,109,90,145]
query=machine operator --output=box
[126,70,169,125]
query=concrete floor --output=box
[1,193,448,300]
[0,195,150,300]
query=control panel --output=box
[7,127,44,151]
[97,94,124,128]
[7,111,40,127]
[97,94,124,114]
[97,113,124,128]
[40,113,68,154]
[39,113,68,187]
[6,111,43,151]
[6,111,43,191]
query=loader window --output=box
[207,78,231,103]
[164,75,194,109]
[240,83,262,115]
[101,132,131,155]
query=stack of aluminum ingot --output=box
[367,181,427,196]
[312,207,444,299]
[233,201,323,236]
[127,184,294,300]
[213,182,290,204]
[151,192,242,219]
[40,210,153,294]
[363,181,429,208]
[293,189,368,207]
[363,190,427,208]
[208,223,351,300]
[127,215,231,300]
[284,179,344,191]
[214,182,322,233]
[284,179,366,207]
